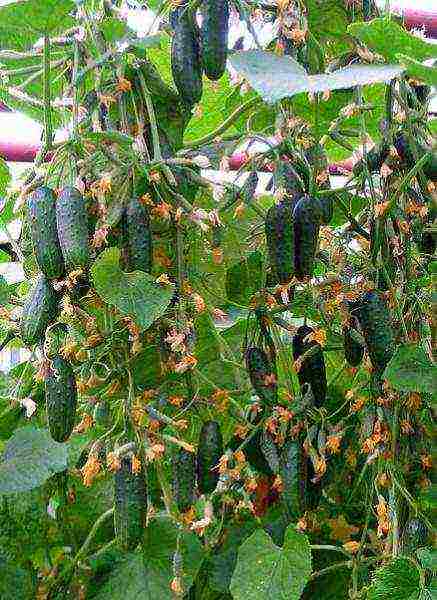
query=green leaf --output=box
[0,276,12,305]
[367,557,421,600]
[92,516,204,599]
[0,562,34,599]
[229,50,402,104]
[230,526,312,600]
[0,426,68,494]
[348,18,437,64]
[91,247,173,331]
[0,0,75,35]
[226,251,263,306]
[383,344,436,394]
[101,17,128,43]
[397,55,437,87]
[0,159,11,198]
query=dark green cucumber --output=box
[44,322,68,359]
[114,455,147,551]
[28,187,64,279]
[279,439,307,518]
[292,325,326,407]
[201,0,229,81]
[343,318,365,367]
[274,160,302,201]
[260,431,280,474]
[56,186,90,271]
[45,356,77,443]
[245,346,278,406]
[20,276,60,347]
[352,291,395,374]
[172,448,196,512]
[353,142,389,176]
[292,195,323,279]
[171,5,203,106]
[197,420,223,494]
[401,518,429,554]
[265,200,295,284]
[125,196,152,272]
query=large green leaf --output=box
[367,557,421,600]
[0,0,75,36]
[92,516,204,599]
[229,50,402,104]
[91,247,173,331]
[348,18,437,64]
[230,526,312,600]
[0,426,68,494]
[383,344,436,394]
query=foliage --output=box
[0,0,434,598]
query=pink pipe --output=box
[0,140,40,162]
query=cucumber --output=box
[28,187,64,279]
[260,430,280,474]
[292,195,323,279]
[343,318,365,367]
[351,291,395,374]
[401,518,429,554]
[45,356,77,443]
[171,4,203,107]
[56,186,90,271]
[20,276,60,347]
[265,200,295,284]
[292,325,327,407]
[201,0,229,81]
[245,346,278,406]
[353,143,389,176]
[172,448,196,512]
[114,455,147,551]
[44,322,68,359]
[279,440,307,518]
[124,196,152,272]
[197,420,223,494]
[274,160,303,202]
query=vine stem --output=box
[182,97,260,150]
[43,35,53,150]
[137,70,162,161]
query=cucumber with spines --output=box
[20,276,60,347]
[343,318,365,367]
[292,325,326,407]
[125,195,152,272]
[201,0,229,81]
[172,448,196,512]
[245,346,278,406]
[45,356,77,443]
[28,187,65,279]
[265,200,295,284]
[56,186,90,271]
[114,454,147,550]
[292,195,323,279]
[197,420,223,494]
[171,4,203,107]
[279,439,307,518]
[260,431,280,474]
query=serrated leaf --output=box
[383,343,436,394]
[91,516,204,599]
[91,247,173,331]
[0,0,75,36]
[367,557,420,600]
[348,18,437,64]
[230,526,312,600]
[229,50,402,104]
[0,426,68,494]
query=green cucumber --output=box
[352,291,395,374]
[279,440,307,518]
[28,187,64,279]
[292,325,326,407]
[260,431,280,474]
[197,420,223,494]
[245,346,278,406]
[171,4,203,107]
[114,454,147,550]
[343,318,365,367]
[292,195,323,279]
[274,160,303,201]
[20,276,60,347]
[201,0,229,81]
[172,448,196,512]
[45,356,77,443]
[124,196,152,272]
[265,200,295,284]
[44,322,68,359]
[56,186,90,271]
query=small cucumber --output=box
[292,325,326,407]
[343,318,365,367]
[171,5,203,107]
[172,448,196,512]
[197,420,223,494]
[245,346,278,406]
[56,186,90,271]
[293,195,323,279]
[20,276,60,347]
[201,0,229,80]
[45,356,77,443]
[124,196,152,272]
[114,455,147,550]
[28,187,64,279]
[279,440,307,518]
[265,200,295,284]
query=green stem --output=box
[43,35,53,150]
